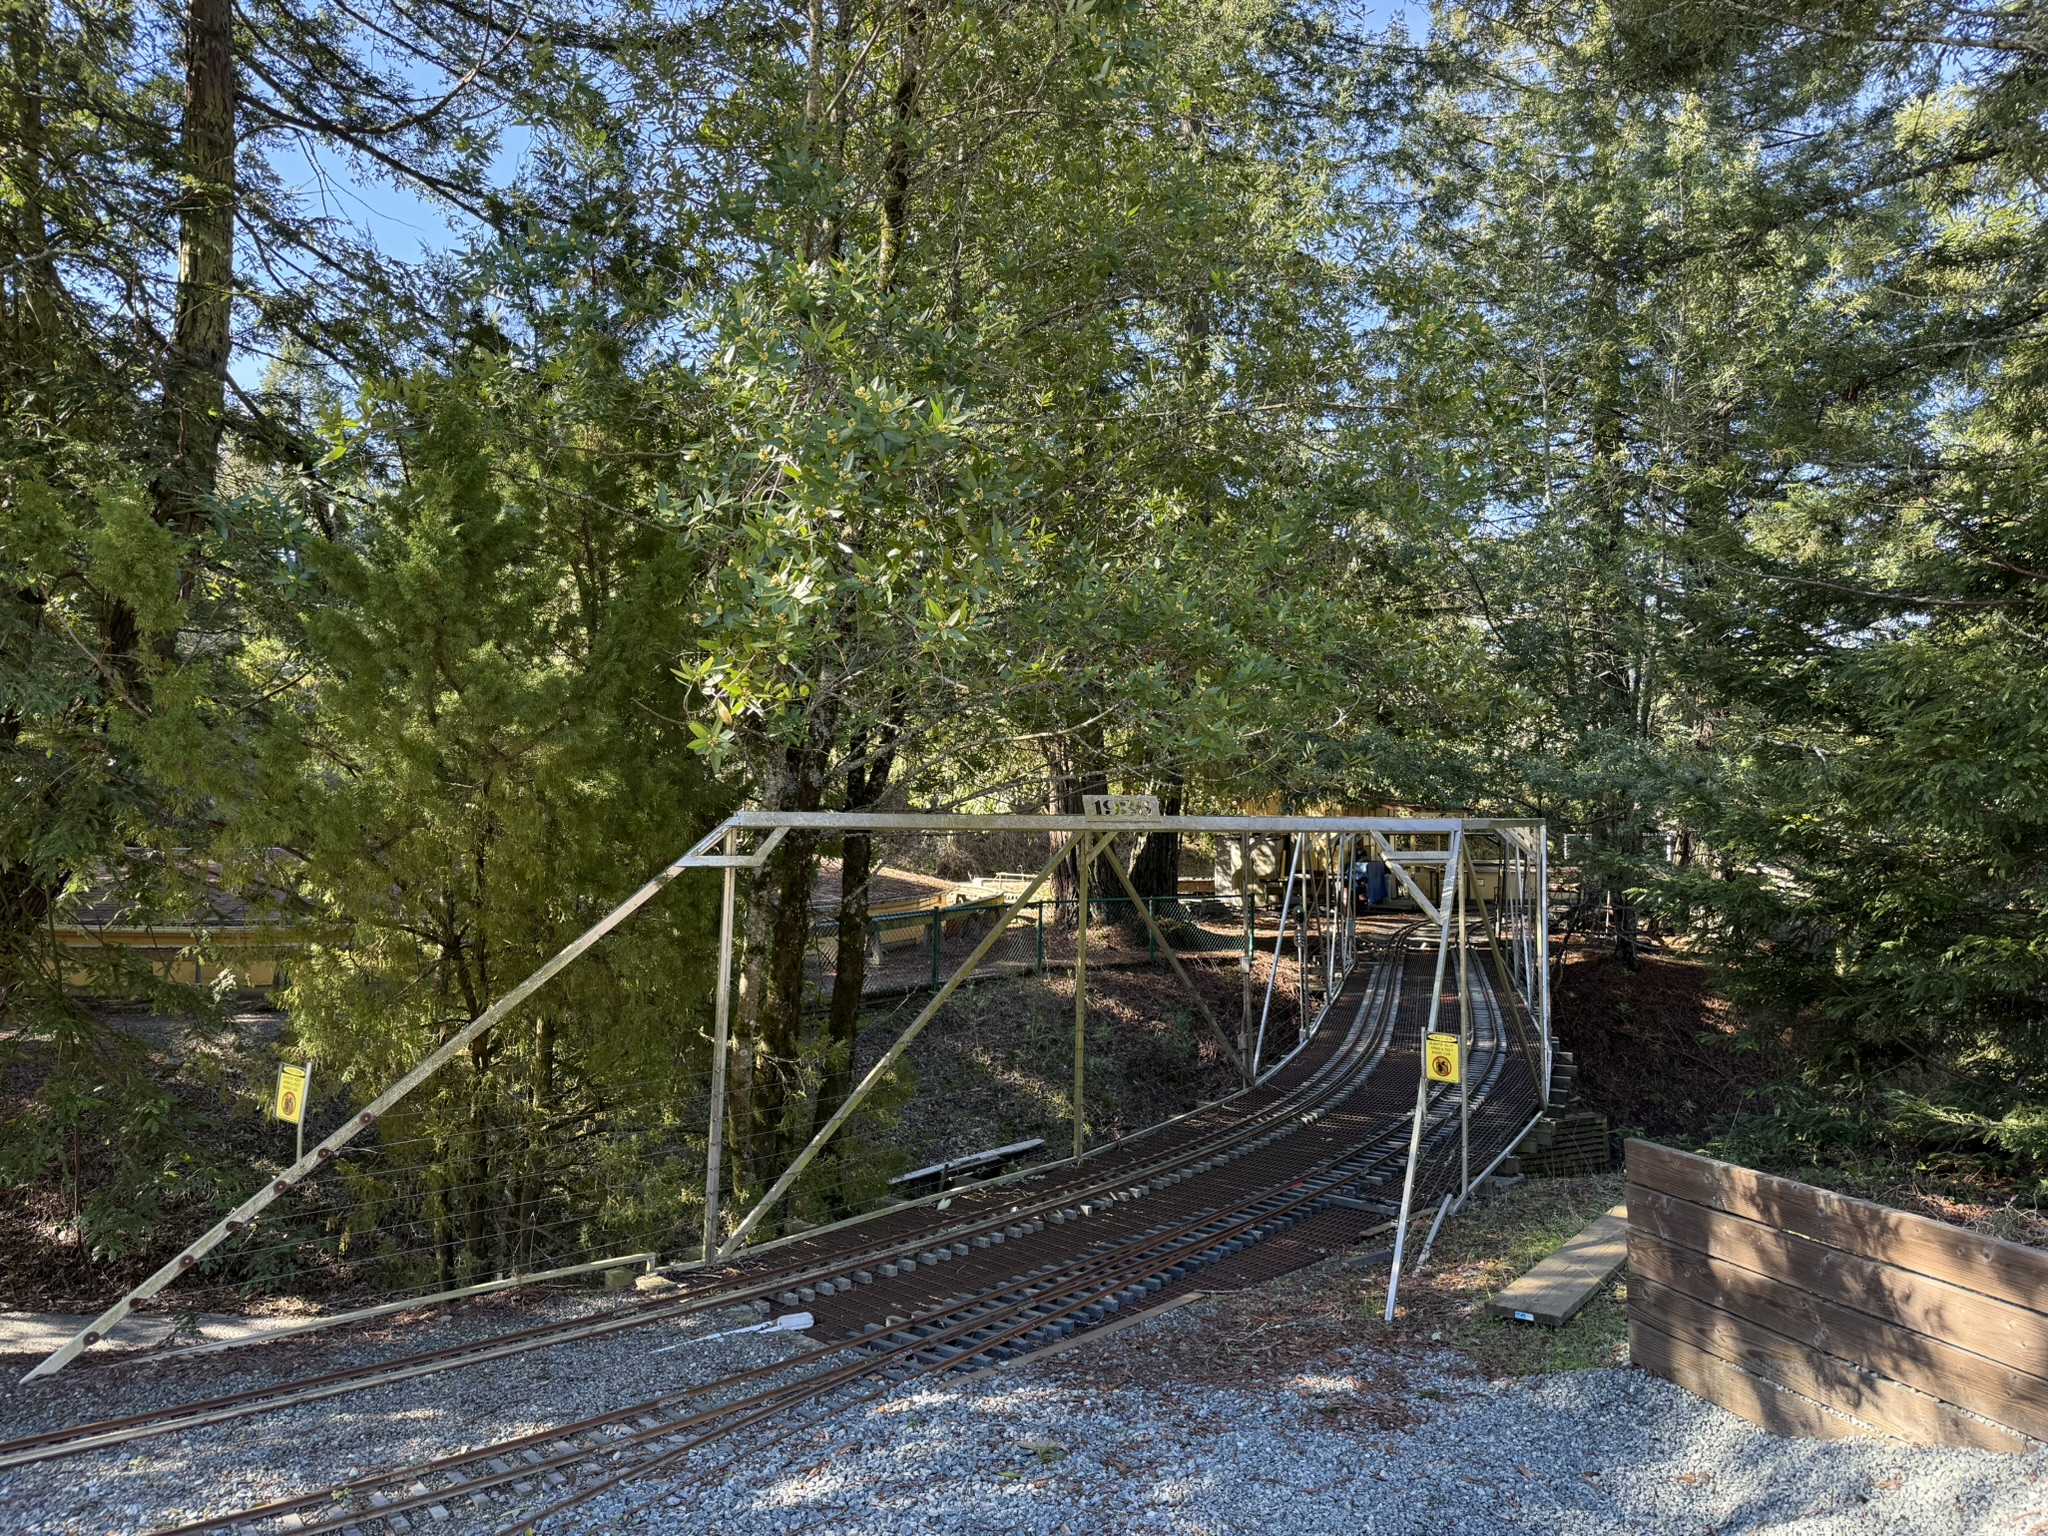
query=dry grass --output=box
[1360,1172,1634,1377]
[1030,1276,1440,1433]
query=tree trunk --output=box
[0,863,52,1027]
[728,839,770,1200]
[740,740,830,1205]
[1128,774,1184,901]
[515,1013,555,1269]
[3,0,58,351]
[1046,735,1123,917]
[2,7,70,990]
[819,0,855,261]
[154,0,236,536]
[462,1035,493,1280]
[875,1,925,291]
[1585,246,1644,971]
[814,724,900,1213]
[799,0,825,265]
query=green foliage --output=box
[205,367,729,1285]
[23,0,2048,1292]
[0,996,202,1261]
[1399,0,2048,1186]
[669,259,1024,774]
[20,0,1457,1282]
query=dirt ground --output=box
[1546,943,2048,1248]
[0,1006,314,1314]
[866,955,1285,1170]
[1547,947,1788,1141]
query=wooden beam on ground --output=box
[1485,1204,1629,1327]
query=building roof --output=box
[62,860,289,934]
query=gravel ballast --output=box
[1,1296,2038,1535]
[564,1360,2043,1536]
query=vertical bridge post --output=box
[702,828,739,1261]
[1385,825,1463,1322]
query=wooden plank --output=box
[1630,1226,2048,1444]
[1634,1276,2029,1452]
[1485,1205,1629,1327]
[1628,1183,2048,1386]
[1629,1316,1875,1441]
[1627,1140,2048,1315]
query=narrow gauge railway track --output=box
[0,921,1423,1474]
[149,936,1538,1536]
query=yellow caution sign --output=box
[1425,1033,1461,1084]
[274,1063,310,1124]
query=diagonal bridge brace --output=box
[19,822,791,1384]
[715,830,1088,1258]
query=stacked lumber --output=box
[1520,1112,1611,1177]
[1627,1139,2046,1450]
[1509,1050,1615,1179]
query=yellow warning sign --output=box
[1425,1033,1461,1084]
[274,1063,309,1124]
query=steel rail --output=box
[158,941,1525,1536]
[152,953,1425,1535]
[0,925,1416,1473]
[474,949,1527,1536]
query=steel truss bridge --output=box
[9,806,1552,1533]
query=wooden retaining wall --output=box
[1626,1138,2046,1451]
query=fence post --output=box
[1458,846,1471,1201]
[1146,896,1156,962]
[1295,856,1308,1041]
[1035,904,1044,972]
[929,906,941,990]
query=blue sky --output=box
[262,126,533,266]
[255,0,1431,270]
[237,0,1430,395]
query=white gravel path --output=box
[2,1299,2038,1534]
[582,1360,2041,1536]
